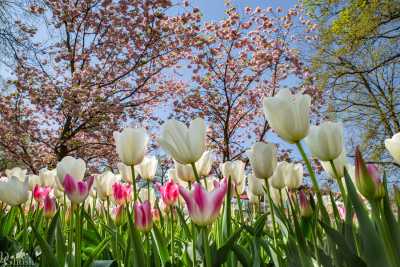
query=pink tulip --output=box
[179,178,227,226]
[112,182,132,205]
[158,179,179,206]
[111,205,124,225]
[33,185,52,204]
[299,190,312,218]
[43,194,56,218]
[134,200,153,232]
[63,174,94,204]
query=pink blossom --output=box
[112,182,132,205]
[179,178,227,226]
[33,185,52,204]
[134,200,153,232]
[43,195,56,218]
[63,174,94,204]
[158,179,179,206]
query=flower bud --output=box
[134,200,153,232]
[43,195,57,218]
[355,147,385,200]
[299,190,312,218]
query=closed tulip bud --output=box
[39,168,57,187]
[179,179,227,226]
[0,176,29,206]
[136,156,158,181]
[248,173,265,196]
[284,163,303,189]
[159,178,179,206]
[57,156,86,185]
[320,150,347,179]
[220,160,245,185]
[111,205,124,225]
[355,147,385,200]
[247,142,277,179]
[43,195,56,218]
[134,200,153,232]
[114,128,148,166]
[196,150,213,177]
[267,184,287,206]
[385,133,400,164]
[175,161,196,182]
[299,190,312,218]
[63,174,94,204]
[304,121,344,161]
[117,162,138,183]
[263,89,311,143]
[5,167,27,182]
[158,118,206,164]
[270,161,288,189]
[112,182,132,205]
[94,171,119,200]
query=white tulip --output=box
[136,156,158,181]
[158,118,206,164]
[94,171,119,200]
[385,132,400,164]
[320,150,348,179]
[56,156,86,184]
[263,89,311,143]
[268,184,287,206]
[304,121,344,161]
[114,128,148,166]
[247,142,277,179]
[284,163,303,189]
[39,168,57,187]
[5,167,27,182]
[139,187,156,206]
[28,174,41,190]
[196,150,213,177]
[0,176,29,206]
[236,178,246,195]
[117,162,138,183]
[175,161,196,182]
[269,161,288,189]
[248,173,265,196]
[220,160,245,185]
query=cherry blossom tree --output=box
[176,4,322,162]
[0,0,200,172]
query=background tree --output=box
[176,4,321,162]
[0,0,200,173]
[305,0,400,166]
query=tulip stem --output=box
[190,163,201,184]
[131,165,137,201]
[169,206,174,265]
[202,227,212,267]
[147,181,150,202]
[295,142,324,208]
[192,223,197,266]
[264,179,277,247]
[75,204,82,267]
[234,186,245,225]
[68,204,74,266]
[329,160,347,201]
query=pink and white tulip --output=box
[134,200,153,232]
[43,195,57,218]
[158,179,179,206]
[63,174,94,204]
[179,178,228,226]
[112,182,132,205]
[33,185,52,204]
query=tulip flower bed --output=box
[1,89,400,267]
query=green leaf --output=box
[212,227,242,267]
[343,168,389,266]
[31,224,60,267]
[320,221,366,267]
[0,206,16,236]
[83,236,111,267]
[232,244,251,267]
[175,207,191,238]
[126,207,146,267]
[151,225,170,266]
